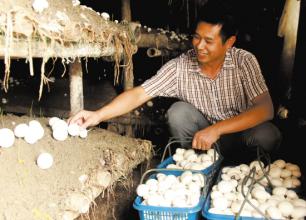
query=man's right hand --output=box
[67,110,101,129]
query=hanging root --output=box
[113,35,122,85]
[121,35,134,84]
[38,55,49,100]
[111,22,136,86]
[27,36,34,76]
[3,11,13,92]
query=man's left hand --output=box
[192,125,220,150]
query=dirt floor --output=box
[0,114,152,220]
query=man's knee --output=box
[245,122,282,153]
[167,102,196,125]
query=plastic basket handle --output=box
[168,136,193,142]
[161,137,193,162]
[161,138,222,163]
[212,142,222,162]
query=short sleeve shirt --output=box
[141,47,268,124]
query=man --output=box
[68,1,282,157]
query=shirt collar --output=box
[188,48,236,73]
[223,47,236,69]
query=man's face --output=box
[192,22,230,66]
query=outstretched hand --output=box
[67,110,101,129]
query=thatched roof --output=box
[0,0,136,98]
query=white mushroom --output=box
[175,148,185,155]
[29,120,44,140]
[285,163,300,171]
[292,198,306,208]
[269,167,282,178]
[14,123,29,138]
[79,128,88,139]
[101,12,110,21]
[280,169,292,178]
[173,154,184,162]
[292,177,301,187]
[0,128,15,148]
[270,177,283,187]
[266,206,282,219]
[32,0,49,13]
[212,197,229,211]
[36,152,53,169]
[251,188,270,202]
[278,200,294,217]
[273,159,286,168]
[24,131,39,144]
[249,160,264,172]
[136,184,149,197]
[290,206,306,219]
[285,190,298,199]
[217,180,235,194]
[292,169,301,178]
[52,128,68,141]
[49,117,61,127]
[210,190,223,199]
[67,123,80,136]
[272,185,288,196]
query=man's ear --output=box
[226,36,236,48]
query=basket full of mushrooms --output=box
[202,159,306,219]
[157,138,223,191]
[133,168,207,220]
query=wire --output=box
[234,146,273,220]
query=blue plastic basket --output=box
[157,137,223,192]
[157,155,223,196]
[133,193,205,220]
[202,192,267,220]
[157,156,222,177]
[133,168,207,220]
[202,165,280,220]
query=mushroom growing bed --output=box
[0,114,152,220]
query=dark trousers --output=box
[166,101,282,159]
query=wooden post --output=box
[121,0,134,136]
[121,0,134,91]
[69,59,84,116]
[121,0,131,22]
[278,0,301,99]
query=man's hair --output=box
[196,0,238,43]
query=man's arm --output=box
[214,91,274,134]
[68,86,152,128]
[192,91,274,150]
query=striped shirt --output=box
[141,47,268,124]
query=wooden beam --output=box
[0,36,120,58]
[136,31,191,50]
[0,28,190,59]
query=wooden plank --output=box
[0,36,119,58]
[136,31,191,50]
